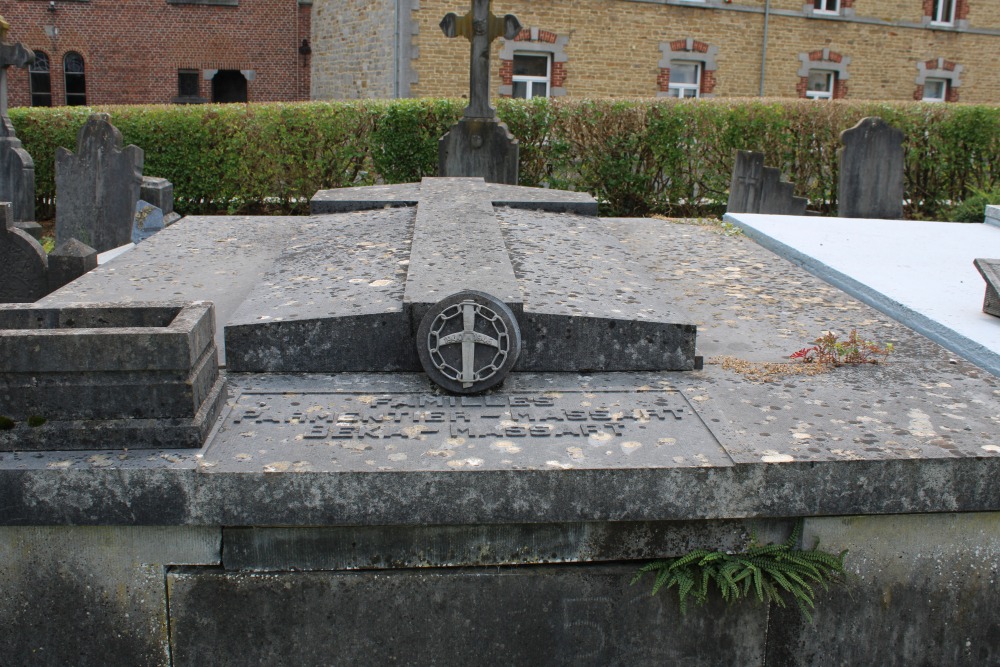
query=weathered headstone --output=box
[141,176,181,226]
[47,237,98,293]
[727,150,807,215]
[974,258,1000,318]
[0,16,36,225]
[838,116,904,219]
[132,199,165,244]
[438,0,521,184]
[55,113,144,252]
[0,201,46,303]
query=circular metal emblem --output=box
[417,291,521,394]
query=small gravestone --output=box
[974,258,1000,318]
[727,150,807,215]
[438,0,521,184]
[55,113,144,252]
[985,205,999,228]
[47,237,97,293]
[141,176,181,226]
[132,199,165,244]
[838,117,904,219]
[0,201,46,303]
[0,17,36,226]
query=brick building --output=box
[1,0,313,107]
[311,0,1000,104]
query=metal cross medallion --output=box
[440,0,521,120]
[437,301,502,387]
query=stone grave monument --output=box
[55,112,144,252]
[132,199,165,244]
[0,16,37,231]
[438,0,521,184]
[0,201,97,303]
[141,175,182,227]
[838,116,905,219]
[727,150,807,215]
[1,176,999,664]
[0,200,46,302]
[974,258,1000,317]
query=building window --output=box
[915,58,963,102]
[930,0,955,24]
[813,0,840,13]
[29,51,52,107]
[64,52,86,106]
[797,49,850,99]
[178,70,200,97]
[498,27,569,98]
[806,70,835,99]
[658,39,718,98]
[922,78,948,101]
[667,62,701,98]
[512,53,550,99]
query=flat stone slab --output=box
[1,218,999,525]
[724,213,1000,377]
[311,179,598,216]
[41,215,308,363]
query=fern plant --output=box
[631,521,846,622]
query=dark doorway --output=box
[211,70,248,103]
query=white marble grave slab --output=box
[724,213,1000,377]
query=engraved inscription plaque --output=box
[208,389,732,471]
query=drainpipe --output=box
[394,0,401,98]
[759,0,771,97]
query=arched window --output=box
[29,51,52,107]
[796,49,851,100]
[64,52,87,106]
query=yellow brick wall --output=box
[408,0,1000,102]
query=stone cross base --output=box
[438,118,519,185]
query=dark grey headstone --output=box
[0,33,36,224]
[140,176,181,225]
[437,0,522,184]
[47,237,97,293]
[974,258,1000,318]
[439,117,519,184]
[55,113,144,252]
[727,150,806,215]
[838,117,905,219]
[140,176,173,214]
[12,220,41,240]
[0,201,47,303]
[131,199,165,244]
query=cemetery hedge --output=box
[9,98,998,220]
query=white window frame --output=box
[667,61,701,99]
[805,70,835,100]
[512,52,551,100]
[813,0,840,14]
[922,78,948,102]
[930,0,955,25]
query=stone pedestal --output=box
[438,118,519,185]
[0,302,225,450]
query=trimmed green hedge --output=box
[9,98,999,219]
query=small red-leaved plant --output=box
[792,329,894,366]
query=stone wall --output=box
[394,0,1000,102]
[3,0,312,107]
[2,514,998,664]
[310,0,399,99]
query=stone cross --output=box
[440,0,521,120]
[0,16,34,138]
